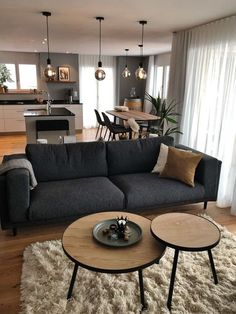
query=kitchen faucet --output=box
[46,92,52,113]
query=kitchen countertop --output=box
[24,108,75,117]
[0,100,82,105]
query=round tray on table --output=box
[92,219,142,247]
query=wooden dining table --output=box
[106,109,159,123]
[106,109,159,139]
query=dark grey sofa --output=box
[0,136,221,234]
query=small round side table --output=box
[151,212,220,311]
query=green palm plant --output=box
[145,92,182,136]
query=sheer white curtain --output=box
[168,31,190,116]
[144,55,155,112]
[79,55,116,128]
[179,16,236,213]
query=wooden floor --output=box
[0,130,236,314]
[0,129,96,163]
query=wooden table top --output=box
[106,110,159,121]
[62,211,165,273]
[151,213,220,252]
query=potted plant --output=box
[145,92,182,136]
[0,64,13,93]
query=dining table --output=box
[106,109,159,138]
[106,109,159,123]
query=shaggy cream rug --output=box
[20,217,236,314]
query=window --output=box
[79,55,116,128]
[155,65,170,99]
[156,66,163,97]
[1,63,38,90]
[19,64,37,89]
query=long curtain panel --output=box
[79,55,116,128]
[144,55,155,113]
[178,16,236,213]
[168,31,190,117]
[144,55,170,112]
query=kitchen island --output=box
[0,102,83,133]
[24,107,75,144]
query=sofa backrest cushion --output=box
[106,136,174,176]
[26,141,108,182]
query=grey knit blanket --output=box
[0,159,37,189]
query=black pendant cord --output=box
[96,17,104,67]
[141,23,144,58]
[125,49,129,67]
[138,21,147,67]
[42,12,52,65]
[46,15,50,61]
[139,24,144,65]
[139,45,143,67]
[99,19,101,63]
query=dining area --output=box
[94,106,159,141]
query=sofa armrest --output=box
[3,153,27,163]
[0,174,9,230]
[175,144,222,200]
[6,168,30,223]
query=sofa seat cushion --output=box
[28,177,124,221]
[110,173,205,210]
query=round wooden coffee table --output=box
[151,212,221,310]
[62,211,165,310]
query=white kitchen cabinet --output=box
[0,103,82,132]
[52,104,83,130]
[1,104,45,132]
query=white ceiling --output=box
[0,0,236,56]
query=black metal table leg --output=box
[67,263,79,299]
[208,250,218,284]
[167,249,179,311]
[129,130,132,139]
[138,269,147,311]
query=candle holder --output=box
[102,216,130,241]
[116,216,128,238]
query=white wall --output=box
[155,52,171,66]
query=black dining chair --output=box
[102,112,132,141]
[94,109,109,140]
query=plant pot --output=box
[0,86,5,93]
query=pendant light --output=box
[95,17,106,81]
[122,49,131,78]
[135,20,147,80]
[42,11,56,80]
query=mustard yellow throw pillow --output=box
[160,147,202,187]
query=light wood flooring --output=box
[0,130,236,314]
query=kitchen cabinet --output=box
[25,108,75,144]
[52,104,83,130]
[1,104,45,132]
[0,103,83,132]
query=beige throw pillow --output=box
[152,143,169,173]
[160,147,202,187]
